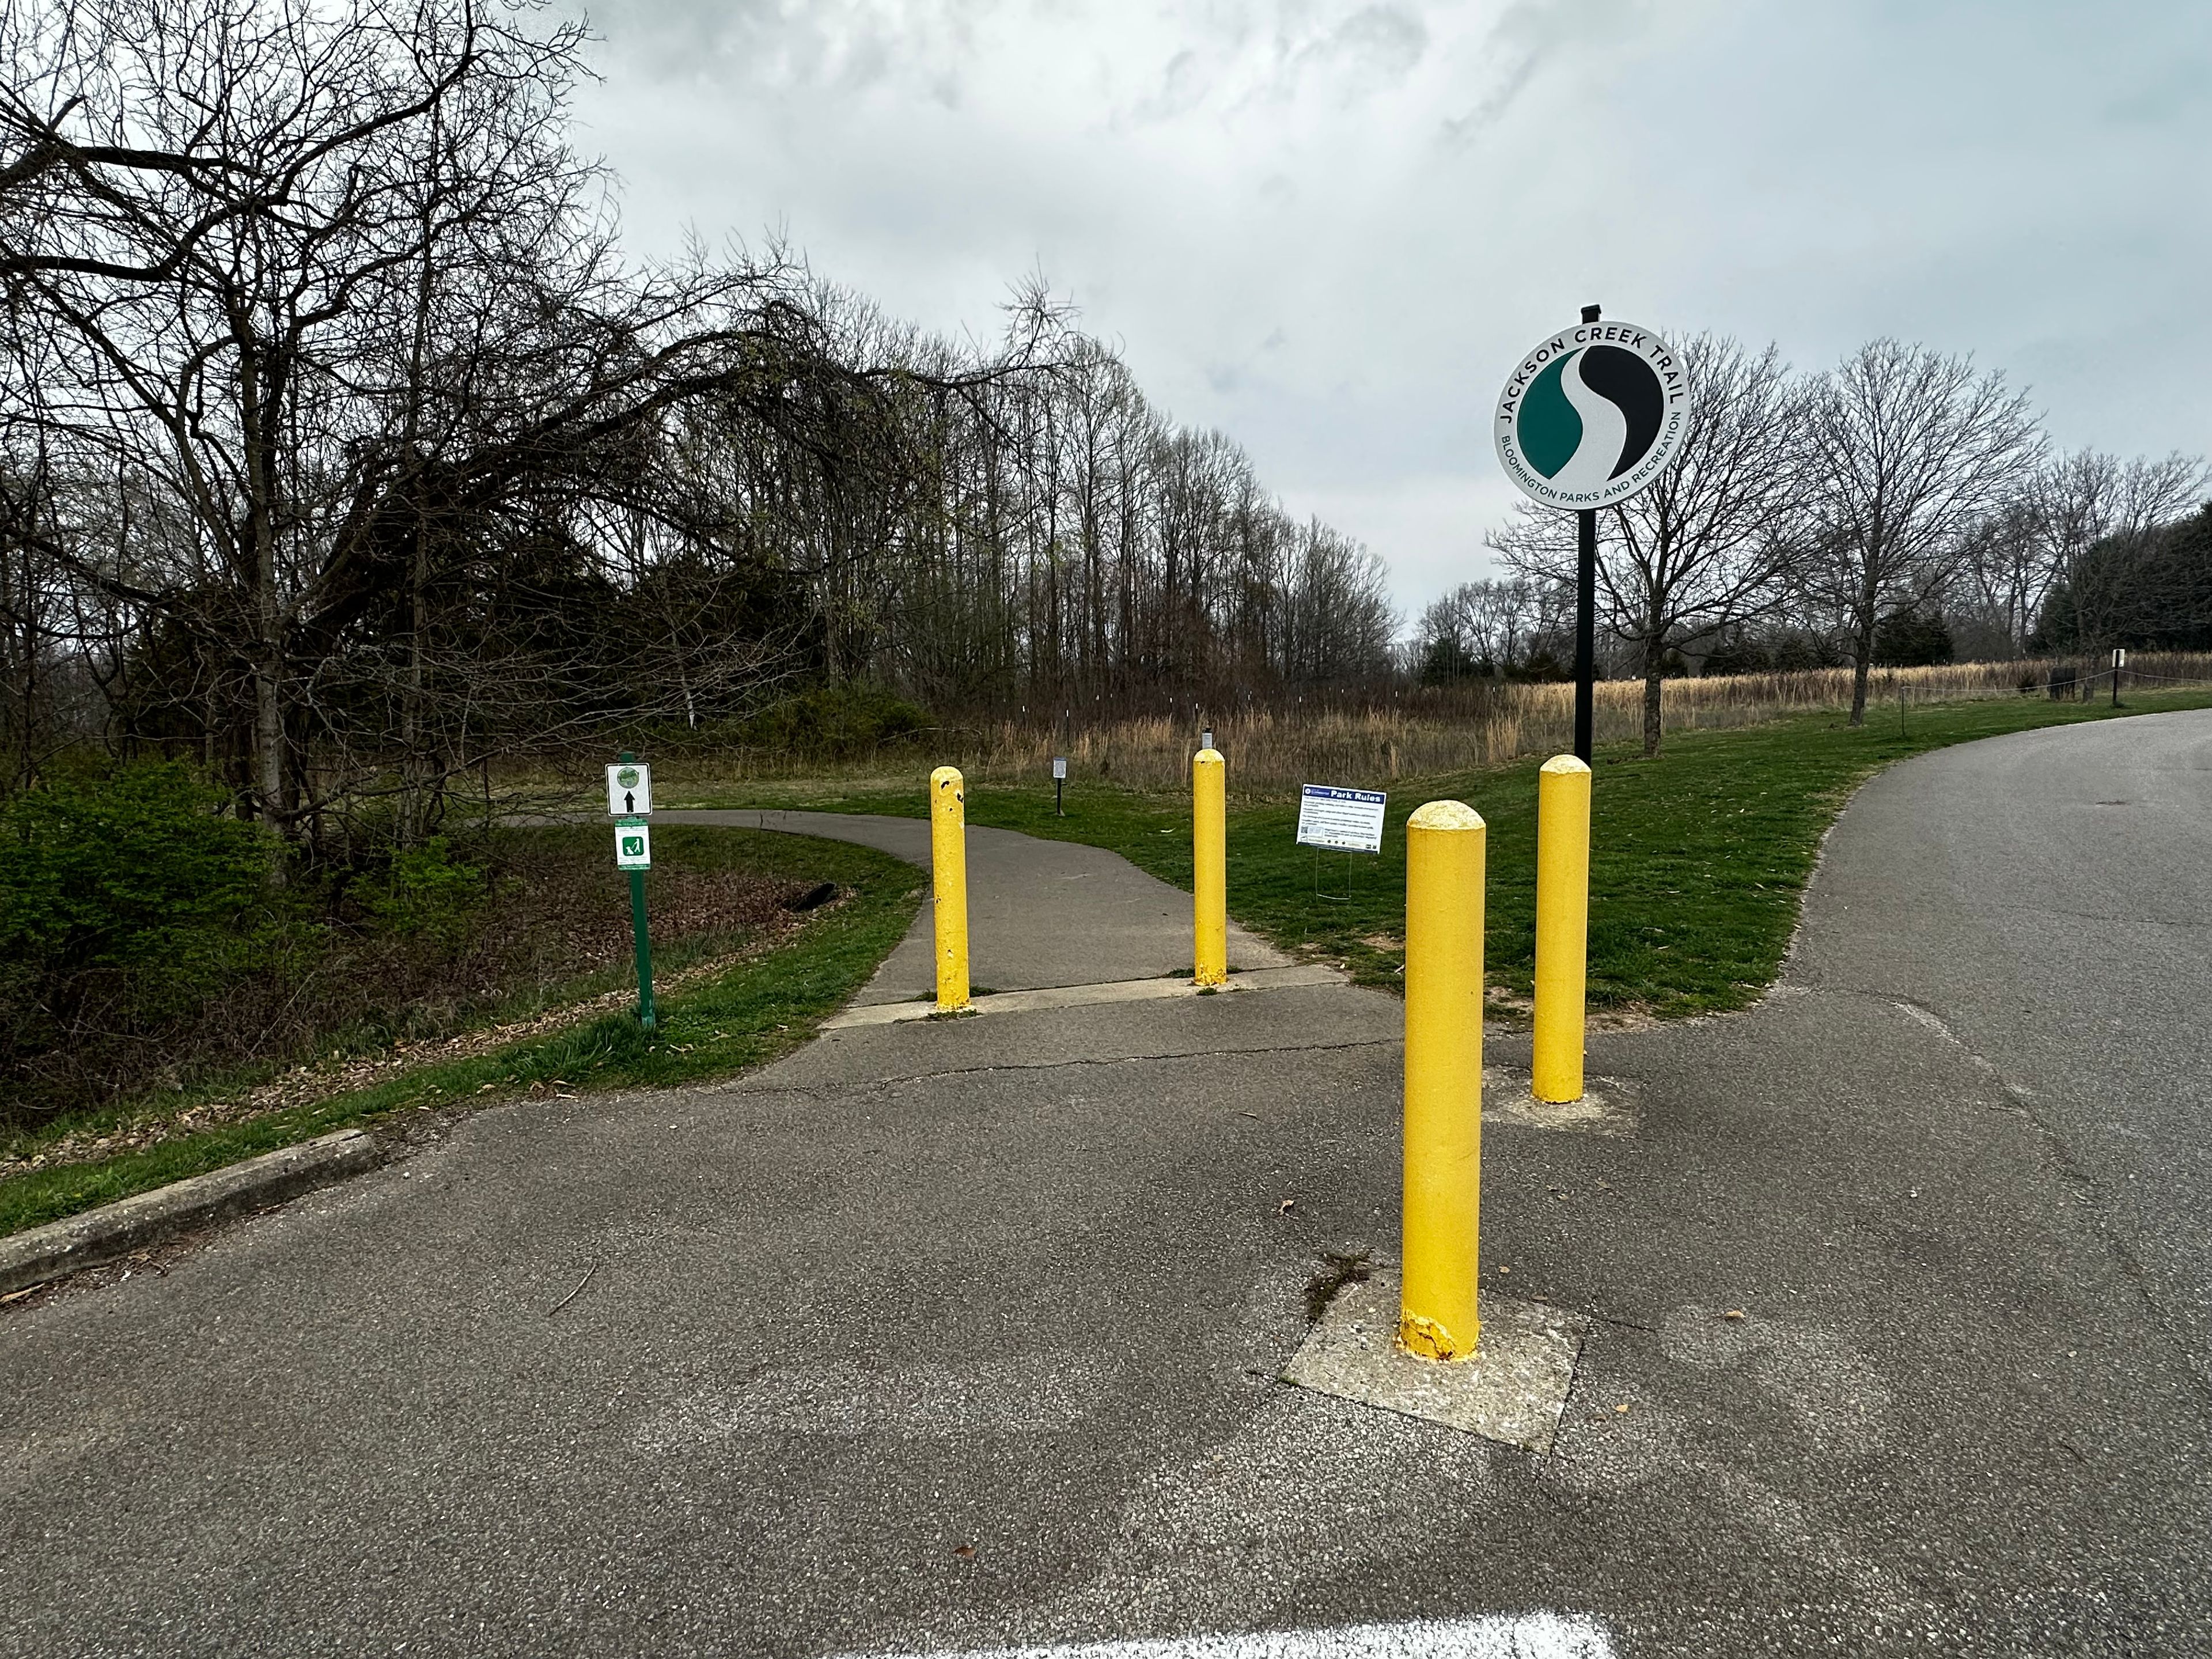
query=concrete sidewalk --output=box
[5,721,2212,1657]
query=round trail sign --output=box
[1494,320,1691,510]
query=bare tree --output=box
[1411,577,1573,681]
[1493,335,1806,754]
[0,0,609,833]
[0,0,1055,845]
[1798,339,2044,725]
[2028,449,2210,650]
[1955,494,2047,655]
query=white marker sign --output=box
[1052,756,1068,781]
[1297,785,1388,854]
[614,820,652,870]
[1494,319,1691,511]
[606,761,652,817]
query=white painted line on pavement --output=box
[831,1612,1616,1659]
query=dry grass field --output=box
[672,653,2212,801]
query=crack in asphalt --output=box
[1807,983,2212,1404]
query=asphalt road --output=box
[3,713,2209,1657]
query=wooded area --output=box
[2,0,2205,815]
[0,0,1394,858]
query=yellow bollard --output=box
[1400,800,1486,1361]
[1192,747,1227,987]
[1533,754,1592,1104]
[930,765,969,1012]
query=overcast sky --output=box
[568,1,2211,626]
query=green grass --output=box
[696,689,2212,1017]
[0,831,921,1240]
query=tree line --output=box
[1425,335,2209,751]
[0,0,1394,855]
[7,0,2202,833]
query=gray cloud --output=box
[1302,5,1429,93]
[572,0,2212,619]
[580,0,1001,94]
[1440,0,1646,141]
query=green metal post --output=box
[628,866,656,1029]
[615,748,655,1029]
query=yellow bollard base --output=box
[1396,1311,1478,1362]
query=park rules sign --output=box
[1494,320,1690,510]
[1296,786,1388,854]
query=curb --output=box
[0,1129,382,1297]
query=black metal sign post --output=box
[1575,506,1596,763]
[1571,302,1601,764]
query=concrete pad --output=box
[1283,1267,1588,1454]
[822,964,1348,1030]
[1481,1068,1639,1137]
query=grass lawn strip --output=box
[694,690,2212,1018]
[0,821,843,1172]
[11,931,782,1180]
[0,831,921,1241]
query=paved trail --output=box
[656,809,1291,1002]
[5,715,2211,1657]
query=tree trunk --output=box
[398,109,438,850]
[241,348,290,835]
[253,649,285,821]
[1641,594,1670,756]
[1848,633,1874,726]
[1849,557,1883,728]
[399,509,427,846]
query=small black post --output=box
[1573,302,1602,764]
[2111,647,2123,708]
